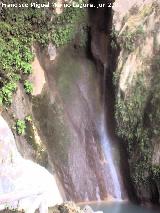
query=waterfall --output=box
[100,114,122,199]
[0,116,63,212]
[99,65,122,199]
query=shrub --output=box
[119,25,145,52]
[24,80,33,94]
[51,6,87,47]
[0,82,17,106]
[16,119,26,135]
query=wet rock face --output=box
[113,0,160,205]
[2,83,48,168]
[32,46,112,201]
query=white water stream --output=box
[0,115,62,213]
[99,66,122,199]
[100,113,121,199]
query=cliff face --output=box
[113,0,160,204]
[4,43,123,201]
[0,0,115,202]
[1,0,126,202]
[31,46,110,201]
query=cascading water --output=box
[0,115,62,213]
[99,66,122,200]
[100,113,121,199]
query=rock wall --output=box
[113,0,160,205]
[1,0,126,201]
[3,41,125,201]
[31,45,114,201]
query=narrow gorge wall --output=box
[3,42,125,202]
[112,0,160,205]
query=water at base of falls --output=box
[99,113,122,200]
[79,201,159,213]
[0,116,62,212]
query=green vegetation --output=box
[0,35,33,106]
[16,119,26,135]
[12,114,47,165]
[111,24,145,52]
[24,80,33,94]
[0,0,87,107]
[152,165,160,180]
[51,6,87,47]
[114,53,160,184]
[15,115,32,136]
[113,2,160,186]
[115,73,151,183]
[116,2,160,53]
[119,25,145,52]
[0,82,17,106]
